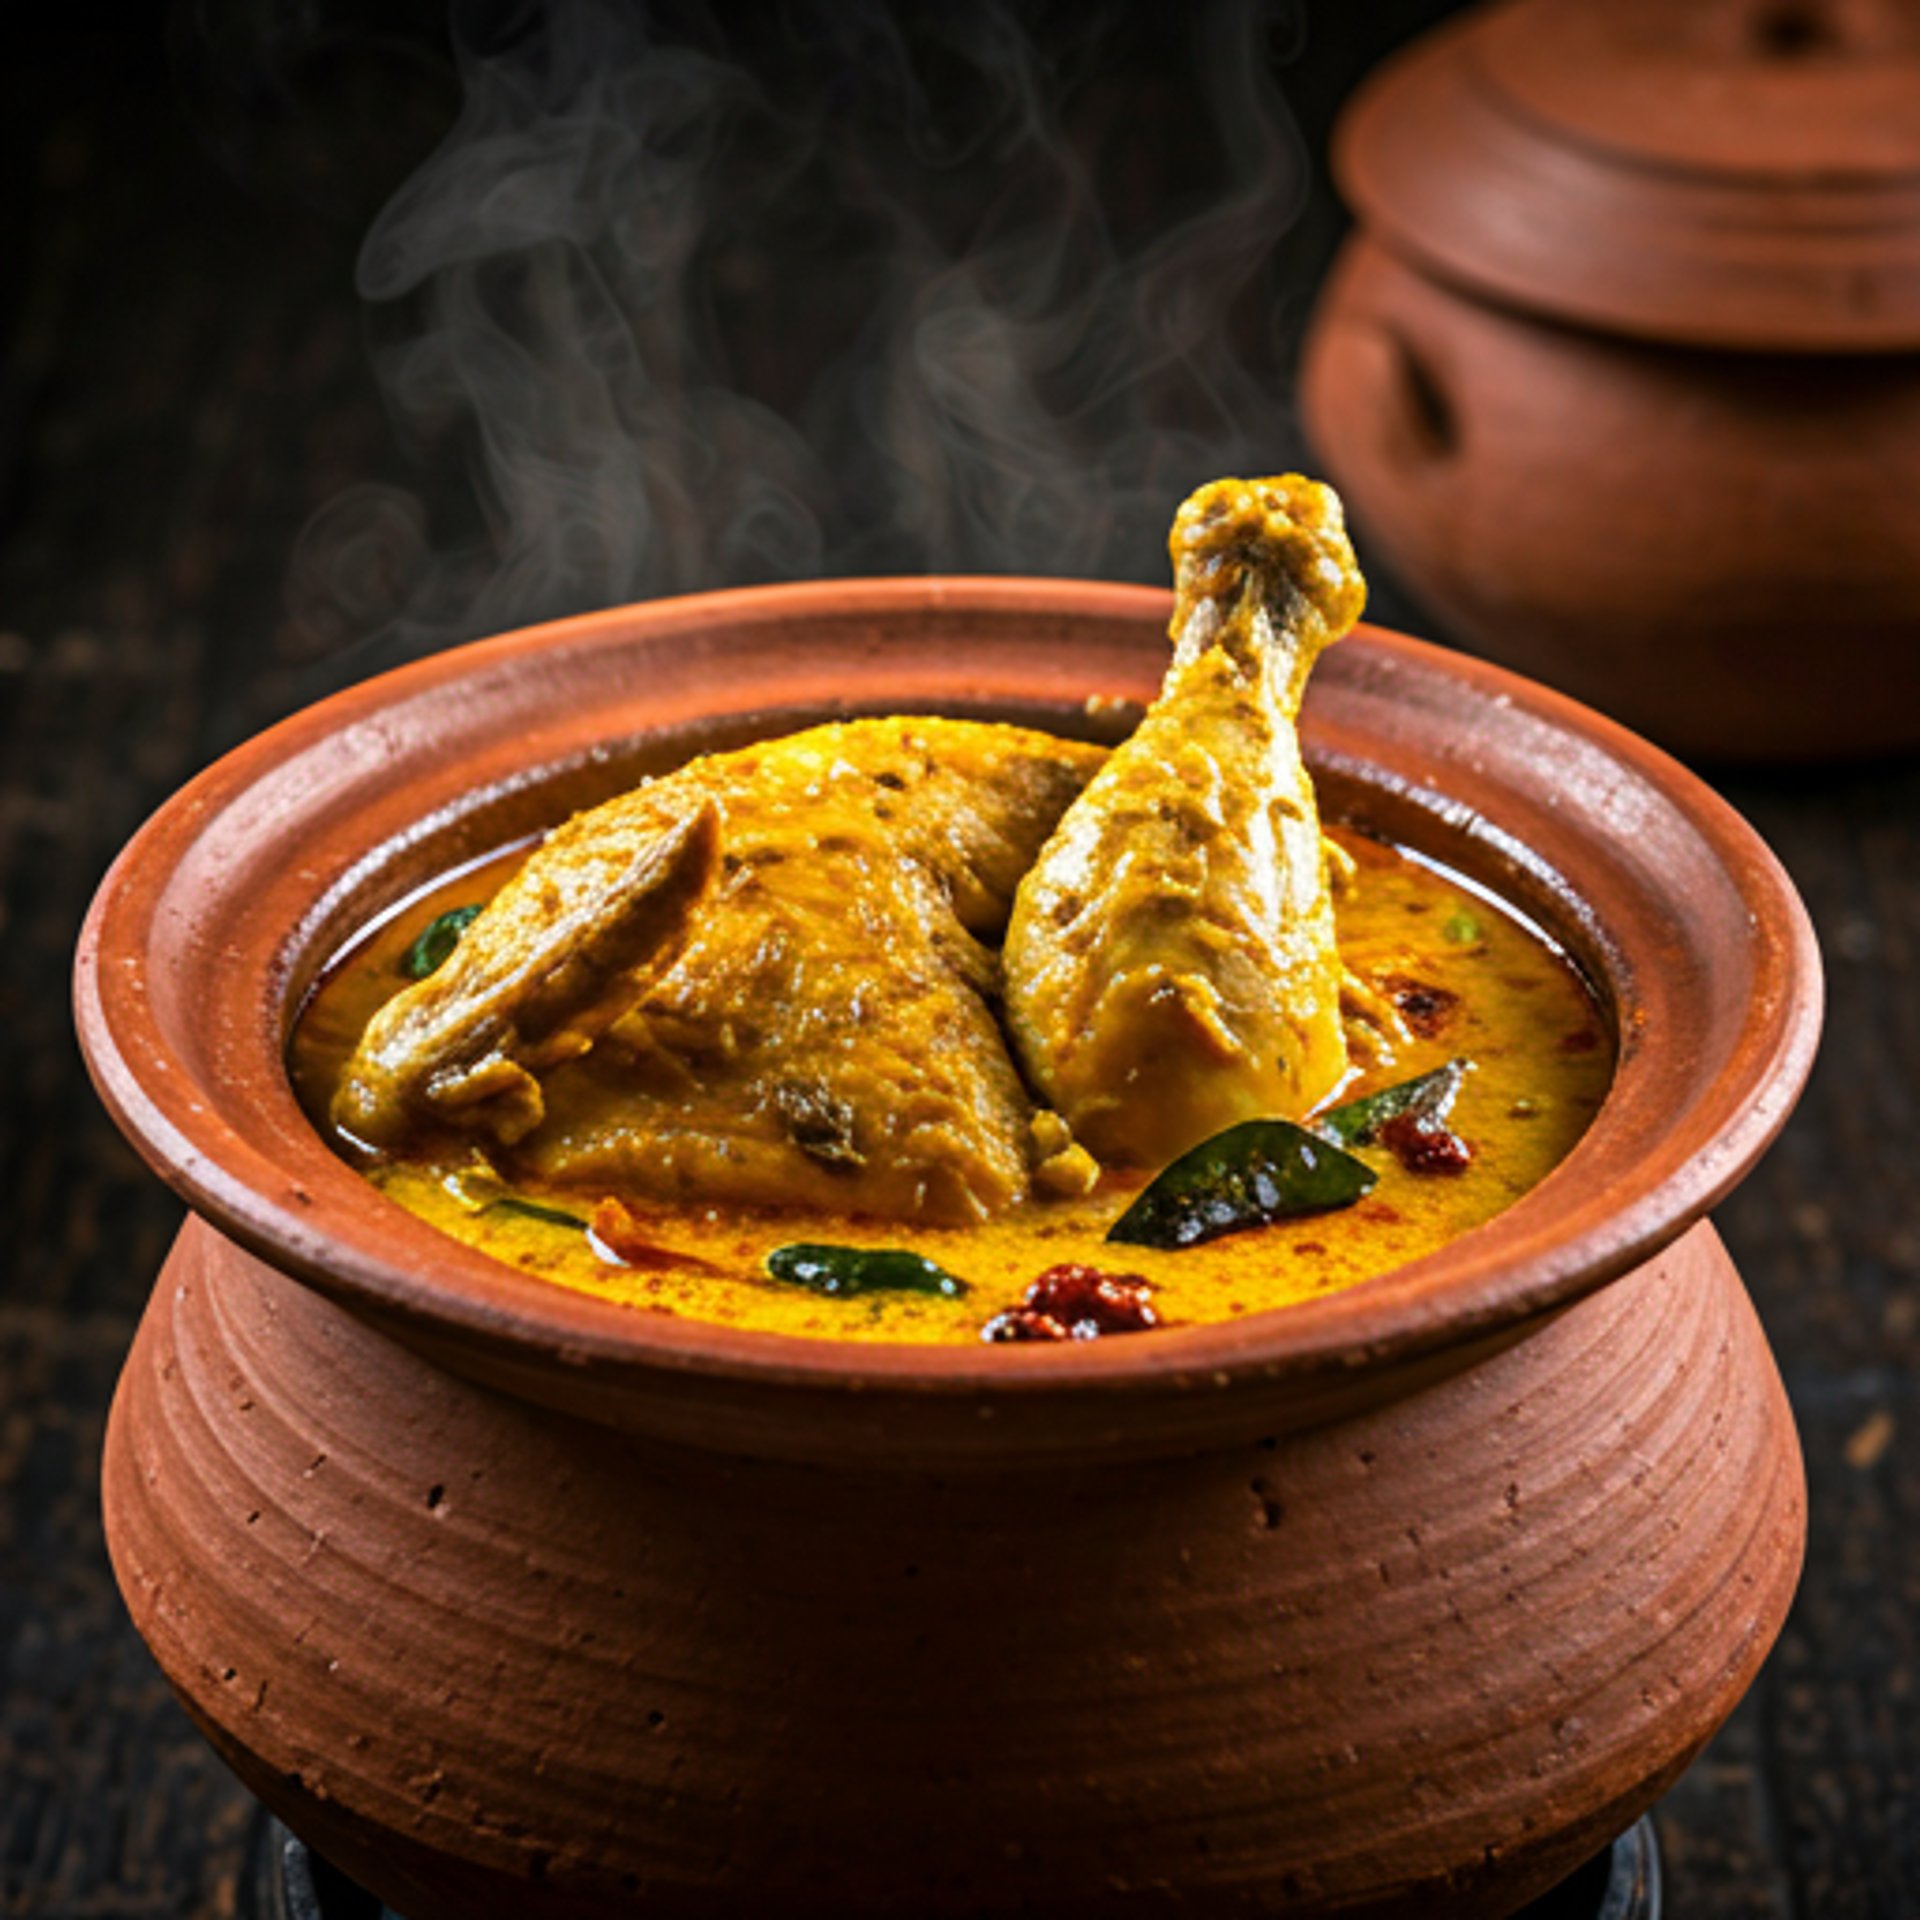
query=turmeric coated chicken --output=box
[1002,475,1367,1165]
[334,476,1365,1225]
[334,719,1104,1224]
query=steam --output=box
[292,0,1313,661]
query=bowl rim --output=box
[74,575,1823,1402]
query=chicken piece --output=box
[1002,475,1366,1165]
[335,719,1105,1224]
[334,805,723,1150]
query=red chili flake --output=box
[1378,1111,1473,1176]
[591,1198,720,1274]
[1382,973,1460,1039]
[980,1263,1160,1343]
[1559,1027,1602,1054]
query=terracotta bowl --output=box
[1301,237,1920,763]
[75,580,1821,1918]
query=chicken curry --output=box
[291,477,1612,1345]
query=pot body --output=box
[105,1213,1803,1919]
[75,583,1822,1914]
[1301,236,1920,762]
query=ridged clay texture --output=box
[109,1215,1799,1918]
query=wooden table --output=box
[2,13,1913,1917]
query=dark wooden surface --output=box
[3,11,1916,1919]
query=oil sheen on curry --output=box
[292,478,1611,1346]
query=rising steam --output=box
[291,0,1313,661]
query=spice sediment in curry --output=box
[290,820,1610,1344]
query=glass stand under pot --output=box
[240,1805,1663,1920]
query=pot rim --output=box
[74,576,1822,1403]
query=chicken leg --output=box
[1003,475,1366,1165]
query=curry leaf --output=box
[766,1243,970,1299]
[488,1194,589,1230]
[403,904,483,980]
[1106,1120,1375,1251]
[1315,1059,1470,1149]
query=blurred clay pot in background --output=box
[76,583,1820,1917]
[1301,0,1920,763]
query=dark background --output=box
[2,3,1915,1915]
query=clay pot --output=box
[76,580,1821,1917]
[1300,0,1920,762]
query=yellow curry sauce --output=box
[290,822,1610,1344]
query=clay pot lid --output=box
[1337,0,1920,350]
